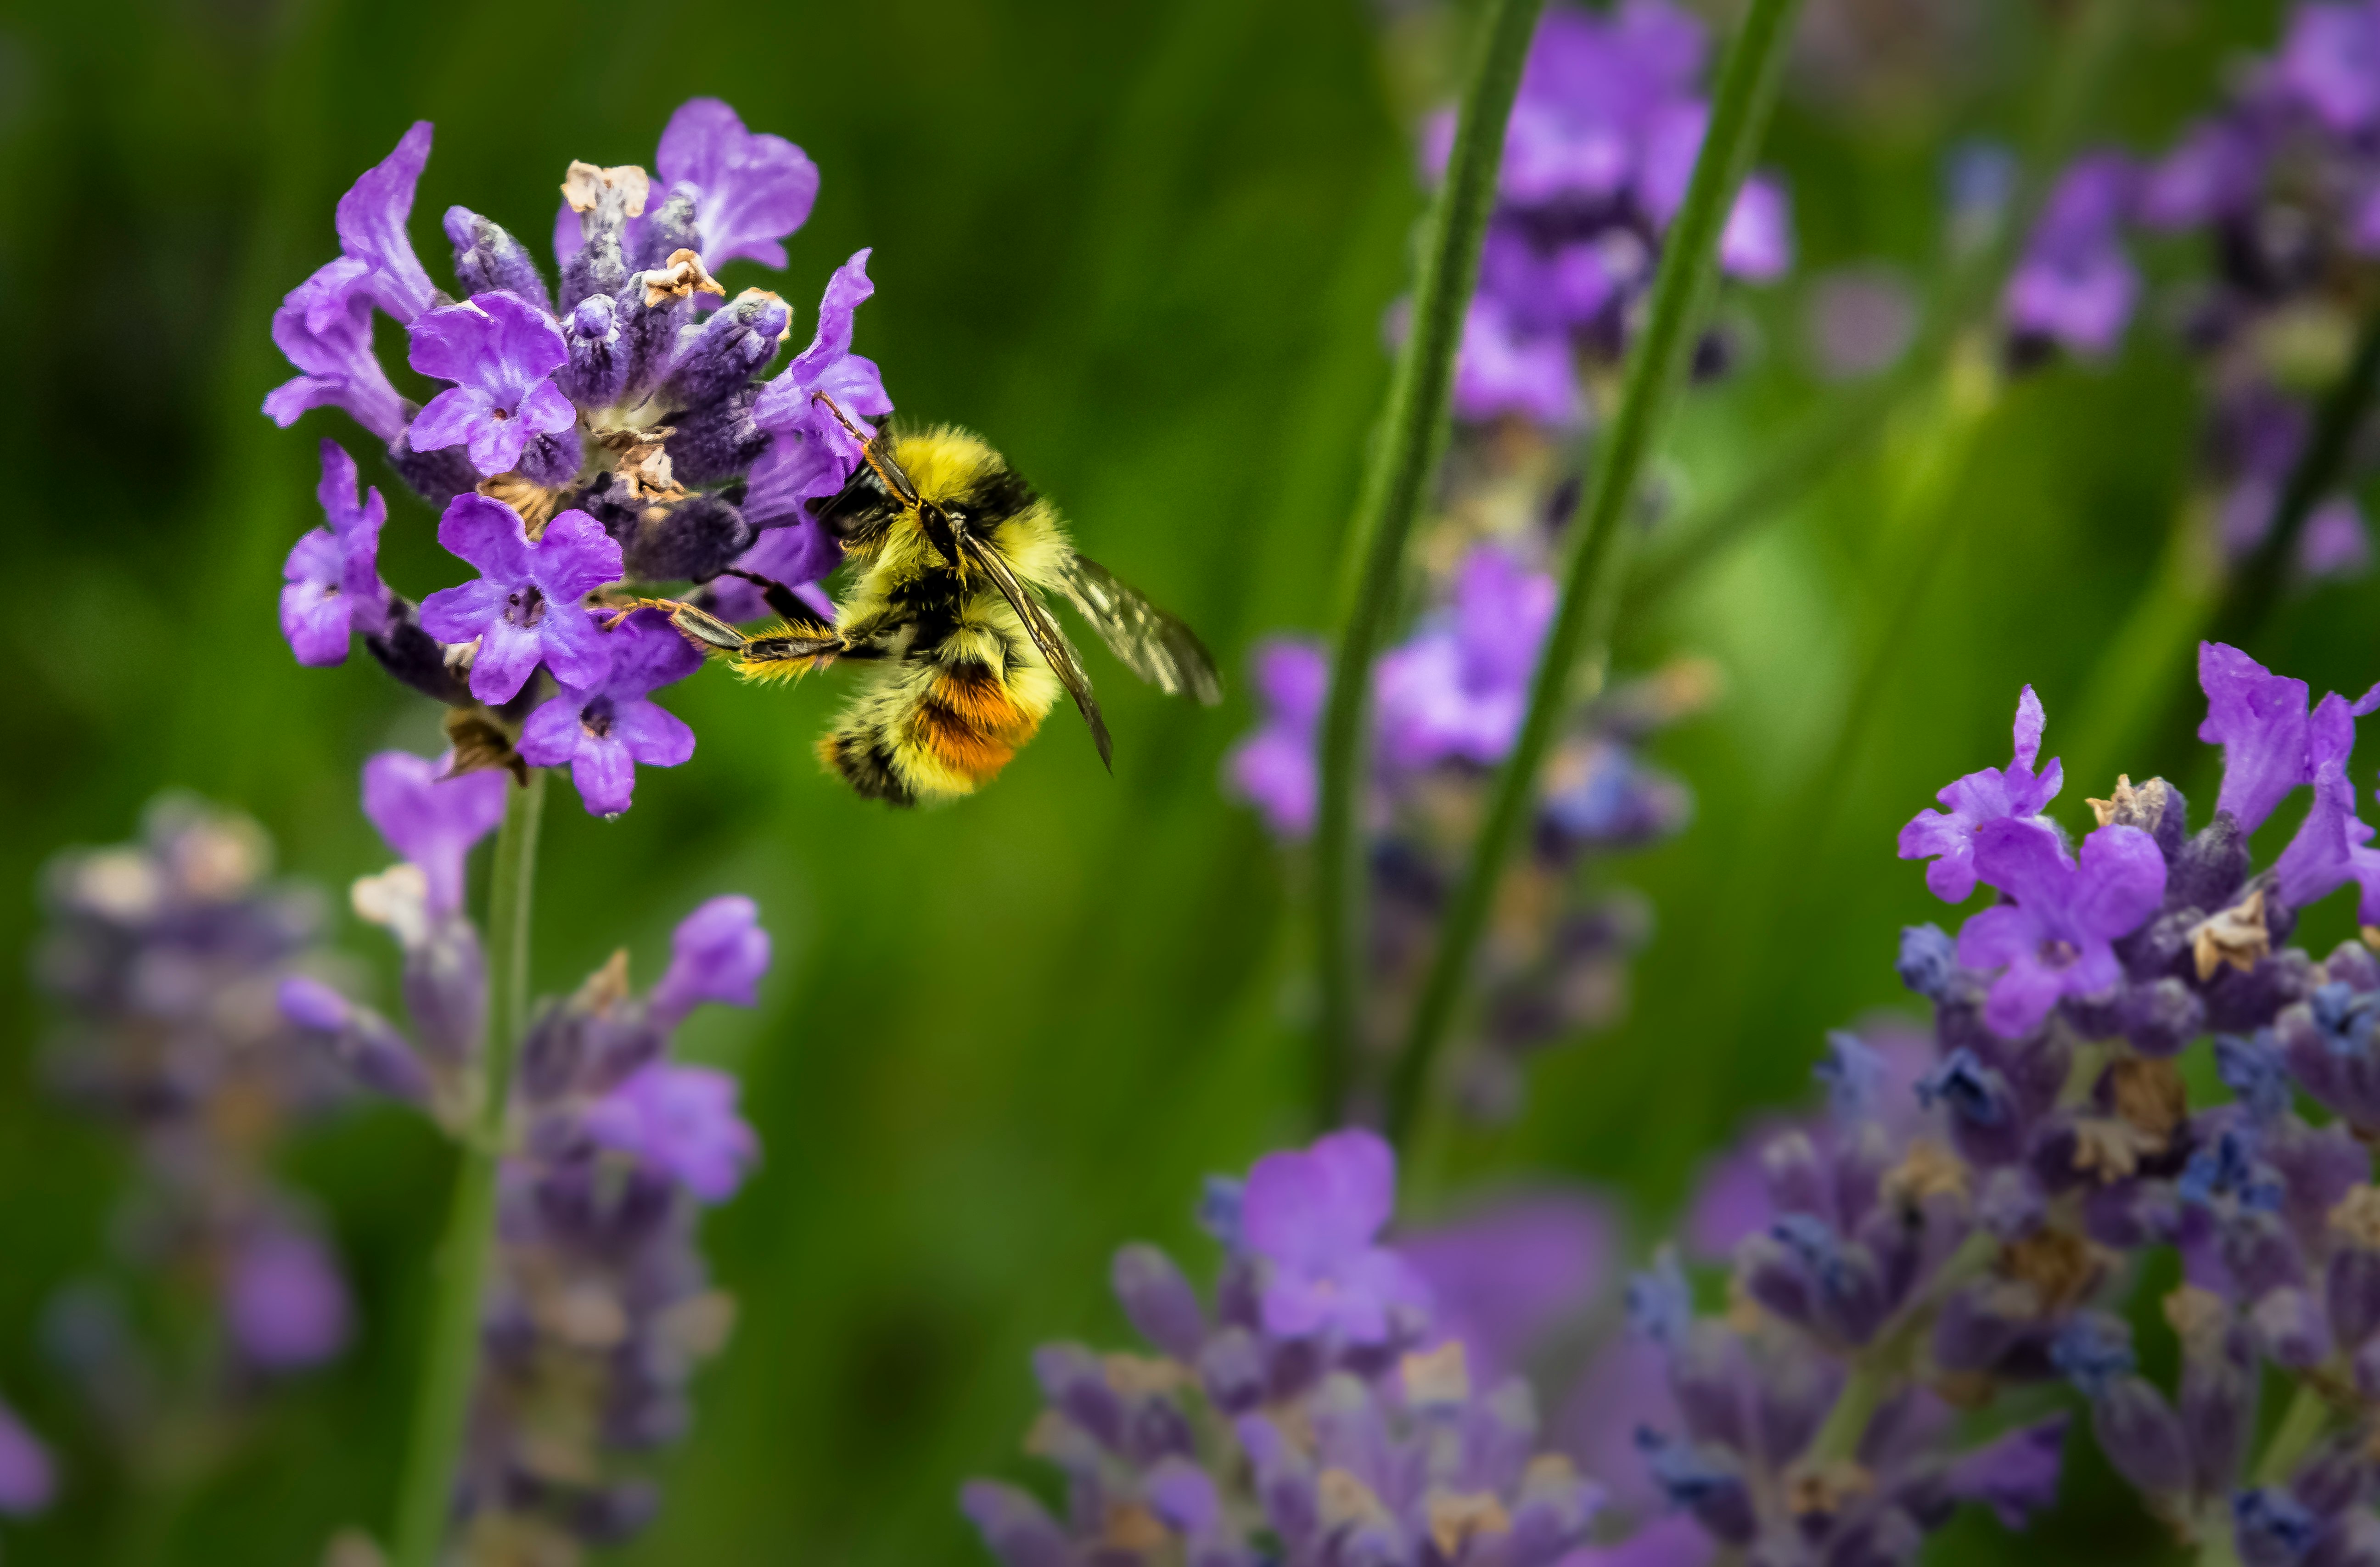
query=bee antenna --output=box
[814,390,920,508]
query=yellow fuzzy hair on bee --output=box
[641,409,1223,807]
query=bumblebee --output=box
[640,395,1222,805]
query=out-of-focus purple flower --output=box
[225,1224,352,1370]
[1719,174,1792,281]
[418,497,623,704]
[1399,1191,1615,1381]
[583,1062,759,1202]
[2198,642,2380,836]
[655,98,820,270]
[360,750,509,918]
[263,259,411,439]
[2299,497,2373,581]
[2138,118,2263,230]
[406,292,578,478]
[517,609,700,817]
[1943,1415,2070,1528]
[1471,0,1707,207]
[1375,545,1557,770]
[1955,818,2166,1037]
[1805,266,1917,380]
[0,1397,54,1516]
[334,120,440,324]
[1562,1513,1717,1567]
[1239,1128,1430,1343]
[2004,152,2138,356]
[2279,1,2380,134]
[1224,639,1329,838]
[744,250,892,528]
[1452,294,1581,426]
[650,895,771,1029]
[280,440,393,666]
[1946,139,2019,256]
[1898,685,2064,902]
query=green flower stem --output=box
[390,767,547,1567]
[1382,0,1806,1149]
[2253,1381,2334,1488]
[1312,0,1548,1126]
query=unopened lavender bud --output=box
[514,429,583,489]
[1760,1130,1830,1219]
[1976,1167,2046,1239]
[662,289,792,412]
[561,292,630,408]
[622,494,756,583]
[399,920,486,1067]
[1944,1414,2069,1528]
[386,427,481,508]
[2254,1288,2335,1371]
[1636,1428,1756,1544]
[2220,1212,2307,1298]
[1196,1325,1263,1413]
[2327,939,2380,994]
[960,1481,1072,1567]
[2122,977,2206,1057]
[1918,1049,2025,1167]
[443,206,552,314]
[632,185,702,273]
[279,977,430,1102]
[2170,813,2251,915]
[2328,1192,2380,1349]
[667,388,767,485]
[2167,1287,2255,1494]
[1896,923,1965,1004]
[617,291,694,407]
[363,596,473,707]
[2090,1376,2194,1496]
[1933,1282,2031,1374]
[1111,1244,1205,1359]
[649,895,770,1028]
[2234,1487,2321,1567]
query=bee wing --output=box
[956,530,1114,772]
[1054,555,1224,705]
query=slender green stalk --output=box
[2254,1381,2334,1488]
[1311,0,1548,1126]
[390,768,547,1567]
[1382,0,1806,1148]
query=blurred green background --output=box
[7,0,2372,1561]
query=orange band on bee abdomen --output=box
[930,665,1042,743]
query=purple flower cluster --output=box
[1424,0,1794,425]
[281,754,768,1554]
[1225,544,1703,1119]
[34,799,356,1391]
[264,100,893,816]
[963,1129,1607,1567]
[2003,0,2380,577]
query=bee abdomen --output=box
[900,663,1045,793]
[817,724,916,807]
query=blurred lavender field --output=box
[11,0,2380,1563]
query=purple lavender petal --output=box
[2280,1,2380,133]
[264,258,411,439]
[0,1398,55,1516]
[1898,684,2064,900]
[2199,642,2314,835]
[583,1062,760,1202]
[404,293,574,478]
[225,1224,352,1370]
[1719,174,1792,281]
[2004,152,2138,356]
[1241,1129,1428,1344]
[2138,118,2262,230]
[334,121,439,322]
[1399,1191,1615,1382]
[654,98,821,270]
[744,251,889,525]
[1942,1414,2069,1528]
[651,895,771,1027]
[360,750,508,917]
[1451,294,1580,425]
[2299,496,2372,581]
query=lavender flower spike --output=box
[1239,1127,1430,1343]
[656,97,821,270]
[1898,684,2064,901]
[360,750,508,917]
[418,496,623,704]
[582,1063,760,1202]
[334,120,440,324]
[406,292,578,478]
[517,608,701,817]
[280,440,393,666]
[650,895,772,1028]
[2004,151,2138,357]
[1955,817,2166,1037]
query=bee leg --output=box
[616,596,753,654]
[714,567,817,625]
